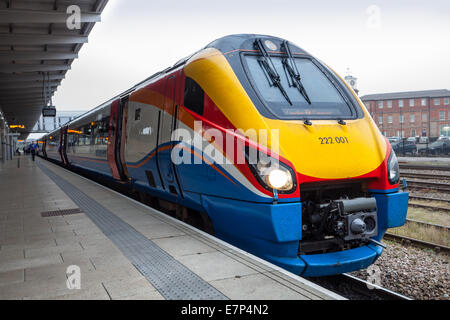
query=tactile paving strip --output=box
[37,162,227,300]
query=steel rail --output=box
[408,202,450,213]
[384,233,450,254]
[409,195,450,204]
[405,218,449,231]
[399,164,450,171]
[405,180,450,193]
[400,172,450,180]
[308,273,411,300]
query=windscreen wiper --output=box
[281,41,311,105]
[254,39,292,105]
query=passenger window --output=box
[184,77,204,115]
[135,108,141,121]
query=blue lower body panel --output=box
[201,195,306,274]
[68,156,111,177]
[300,245,379,277]
[201,189,408,277]
[371,190,409,233]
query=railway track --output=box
[311,221,450,300]
[408,201,450,213]
[308,273,411,300]
[400,172,450,180]
[399,164,450,171]
[384,233,450,254]
[405,218,449,232]
[409,195,450,204]
[405,180,450,193]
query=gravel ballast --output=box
[351,241,449,300]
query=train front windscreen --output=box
[242,53,361,120]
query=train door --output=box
[107,98,129,181]
[43,138,47,158]
[157,75,182,197]
[60,127,69,166]
[118,96,130,180]
[107,100,122,180]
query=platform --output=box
[0,156,343,300]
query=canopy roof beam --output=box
[0,51,78,61]
[0,9,101,24]
[0,34,88,45]
[0,64,70,73]
[0,74,65,82]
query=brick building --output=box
[361,89,450,139]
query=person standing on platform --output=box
[30,141,39,162]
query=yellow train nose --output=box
[269,119,387,179]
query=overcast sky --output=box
[54,0,450,112]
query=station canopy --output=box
[0,0,108,139]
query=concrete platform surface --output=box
[0,156,343,300]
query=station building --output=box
[361,89,450,139]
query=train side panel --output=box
[123,77,167,194]
[66,105,112,177]
[45,131,63,163]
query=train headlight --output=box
[387,150,399,184]
[266,168,293,190]
[245,147,296,193]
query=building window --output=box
[421,98,426,106]
[409,99,415,107]
[448,111,450,119]
[411,129,416,137]
[400,115,404,123]
[434,98,441,106]
[378,116,383,124]
[399,100,403,107]
[422,113,427,122]
[387,100,392,108]
[445,98,449,105]
[440,124,450,137]
[378,101,383,109]
[440,111,445,120]
[388,115,393,123]
[410,114,415,123]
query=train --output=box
[41,34,409,277]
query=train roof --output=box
[44,34,308,136]
[206,34,308,55]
